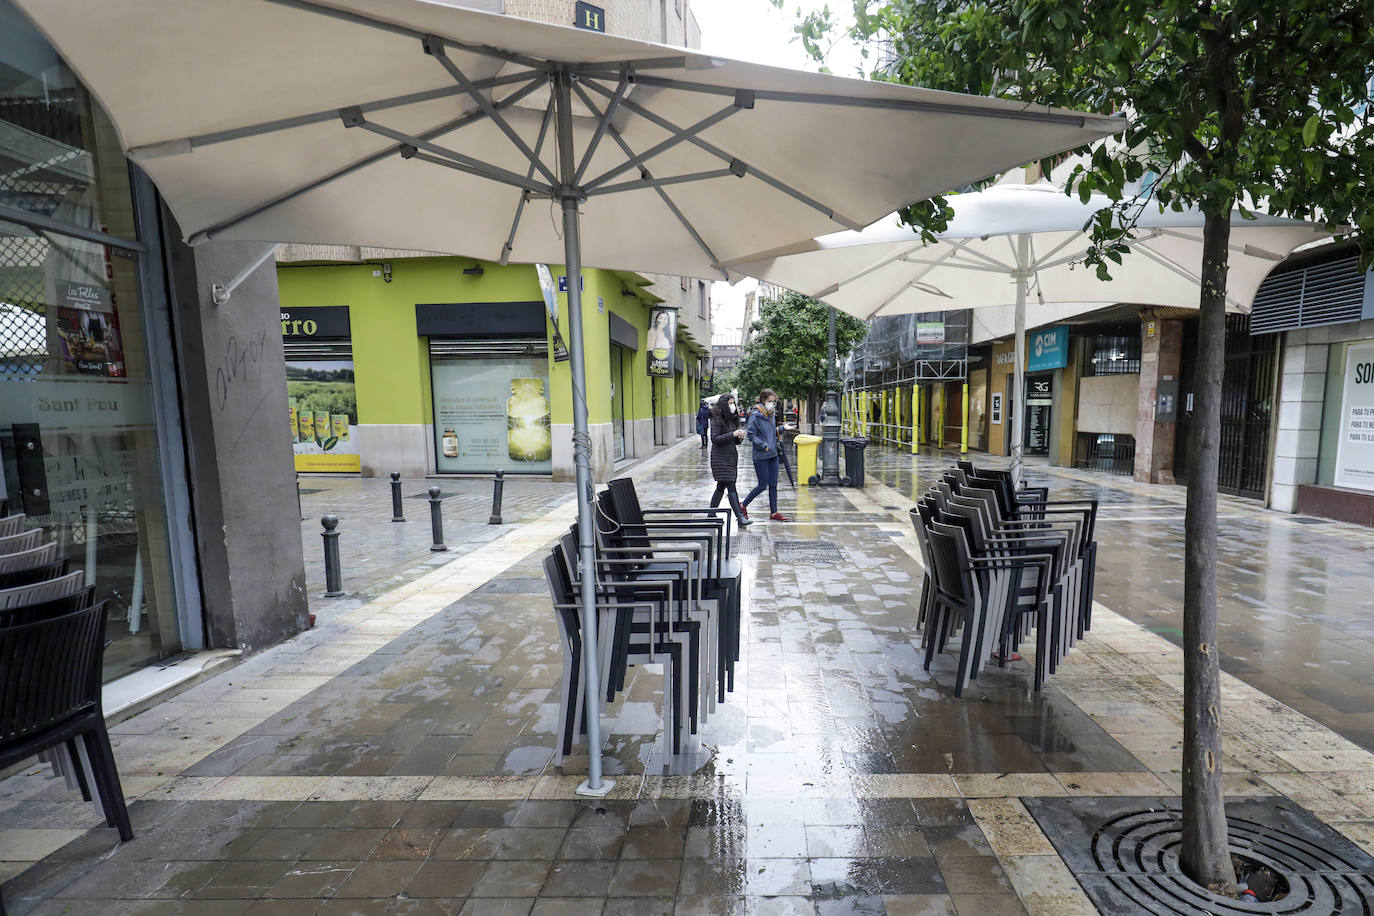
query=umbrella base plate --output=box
[574,777,617,797]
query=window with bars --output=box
[1083,333,1141,376]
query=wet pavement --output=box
[2,439,1373,915]
[861,446,1374,755]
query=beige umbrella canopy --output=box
[11,0,1122,791]
[726,183,1333,479]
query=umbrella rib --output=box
[260,0,551,70]
[582,79,864,230]
[125,73,540,158]
[629,75,1108,128]
[814,242,927,298]
[575,83,728,281]
[423,38,560,188]
[500,94,557,265]
[584,169,739,197]
[1132,244,1242,308]
[349,113,549,194]
[582,95,751,192]
[186,76,549,244]
[574,73,632,186]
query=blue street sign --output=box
[1028,324,1070,372]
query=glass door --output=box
[610,344,626,461]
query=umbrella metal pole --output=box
[1011,235,1030,486]
[554,70,613,798]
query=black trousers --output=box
[710,481,744,517]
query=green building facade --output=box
[276,254,706,481]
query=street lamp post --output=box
[818,305,843,485]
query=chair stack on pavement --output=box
[541,478,742,763]
[0,507,133,872]
[909,463,1098,696]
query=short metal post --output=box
[321,515,344,597]
[428,486,447,552]
[489,470,505,525]
[296,473,303,521]
[390,471,405,522]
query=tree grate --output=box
[771,539,845,564]
[1026,796,1374,915]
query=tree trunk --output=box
[1179,209,1238,895]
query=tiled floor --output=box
[2,439,1373,915]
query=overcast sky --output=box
[687,0,866,341]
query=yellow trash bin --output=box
[794,434,822,485]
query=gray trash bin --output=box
[841,437,869,487]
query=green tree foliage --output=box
[735,290,867,421]
[788,0,1373,893]
[702,367,737,398]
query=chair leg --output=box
[1033,605,1049,692]
[81,722,132,841]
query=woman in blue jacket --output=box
[741,388,789,522]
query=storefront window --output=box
[431,351,553,474]
[1,6,185,682]
[1318,338,1374,491]
[0,219,181,681]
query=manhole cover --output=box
[1026,796,1374,915]
[772,539,845,564]
[1292,517,1328,525]
[731,533,767,555]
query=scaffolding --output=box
[842,311,972,451]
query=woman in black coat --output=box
[708,394,752,527]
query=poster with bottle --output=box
[646,306,677,378]
[286,358,360,472]
[431,355,552,474]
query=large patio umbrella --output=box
[725,183,1332,480]
[12,0,1122,793]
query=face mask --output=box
[728,404,737,415]
[763,402,775,414]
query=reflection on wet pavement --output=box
[862,446,1374,754]
[2,439,1372,915]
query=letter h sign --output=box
[574,1,605,32]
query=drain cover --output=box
[772,539,845,564]
[1027,796,1374,915]
[1292,517,1329,525]
[470,577,548,595]
[731,533,767,555]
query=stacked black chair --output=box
[909,464,1099,694]
[0,512,134,915]
[541,479,740,763]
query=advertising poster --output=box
[432,356,552,474]
[287,359,361,473]
[53,281,126,377]
[1334,341,1374,491]
[917,320,945,344]
[646,306,677,378]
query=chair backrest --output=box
[0,585,96,627]
[0,529,43,557]
[0,558,68,590]
[0,600,109,746]
[0,571,86,611]
[541,552,579,650]
[0,515,26,538]
[0,542,58,575]
[925,526,973,605]
[604,479,654,560]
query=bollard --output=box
[489,470,505,525]
[390,471,405,522]
[296,474,303,521]
[428,486,447,552]
[321,515,344,597]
